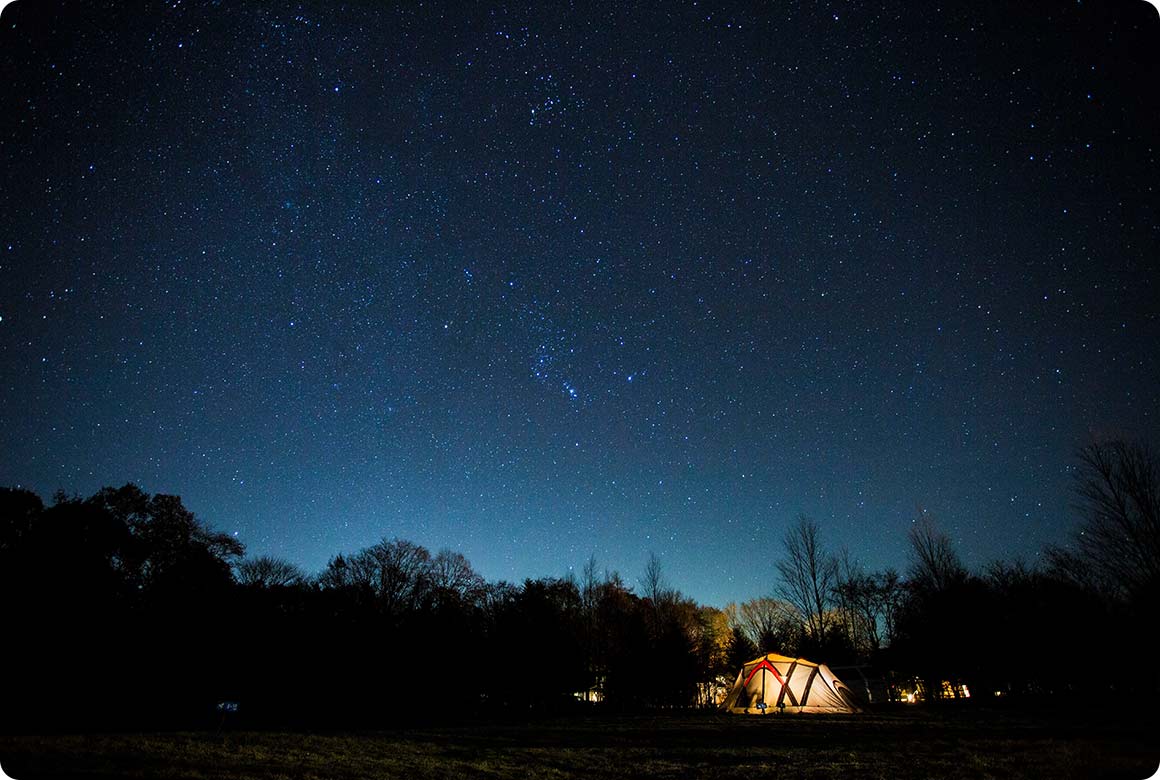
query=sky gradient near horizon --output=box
[2,0,1158,606]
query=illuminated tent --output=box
[720,653,859,714]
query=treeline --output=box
[0,484,725,730]
[1,440,1156,731]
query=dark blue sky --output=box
[2,0,1157,606]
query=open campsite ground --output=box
[2,707,1157,780]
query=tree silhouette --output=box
[0,487,44,557]
[430,548,486,607]
[776,516,838,651]
[237,555,306,588]
[730,597,799,654]
[1050,440,1159,605]
[907,511,967,593]
[834,559,904,656]
[319,538,434,616]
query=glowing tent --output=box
[720,653,859,714]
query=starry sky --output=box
[2,0,1158,607]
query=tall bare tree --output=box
[1051,440,1160,603]
[776,516,838,648]
[907,512,966,593]
[580,555,600,614]
[639,552,665,602]
[639,552,678,612]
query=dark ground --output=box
[1,706,1157,779]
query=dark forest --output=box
[3,439,1155,732]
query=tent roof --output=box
[744,653,822,667]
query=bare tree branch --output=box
[1060,440,1160,601]
[237,555,305,588]
[776,516,838,647]
[907,512,965,593]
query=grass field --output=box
[2,707,1157,780]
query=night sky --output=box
[2,0,1158,607]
